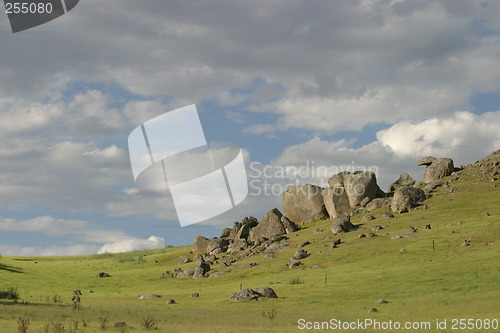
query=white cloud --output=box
[97,235,165,254]
[0,244,100,257]
[377,111,500,161]
[243,124,276,138]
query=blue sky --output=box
[0,0,500,255]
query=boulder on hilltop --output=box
[388,173,415,192]
[391,186,426,213]
[249,208,297,243]
[419,157,454,183]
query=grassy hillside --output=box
[1,156,499,333]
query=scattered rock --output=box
[179,256,191,265]
[254,287,278,299]
[190,293,200,298]
[331,214,355,235]
[359,233,366,238]
[377,299,388,304]
[332,239,342,246]
[96,272,111,278]
[368,308,378,313]
[292,248,310,260]
[137,294,161,300]
[72,290,82,295]
[391,186,426,213]
[360,197,371,207]
[366,198,391,212]
[362,214,375,221]
[368,232,377,237]
[483,212,490,217]
[425,224,432,229]
[400,249,407,253]
[227,238,248,253]
[229,287,278,302]
[298,241,311,248]
[313,228,323,233]
[424,181,443,193]
[461,240,470,247]
[288,259,302,268]
[372,226,383,232]
[327,171,350,187]
[388,173,415,192]
[220,228,231,238]
[282,184,329,225]
[408,226,417,233]
[166,299,176,304]
[382,213,395,219]
[113,322,127,328]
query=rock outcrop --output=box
[192,236,230,254]
[344,171,385,207]
[330,214,355,235]
[418,157,454,183]
[282,184,328,225]
[249,208,297,243]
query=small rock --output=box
[96,272,111,278]
[372,226,383,232]
[408,226,417,233]
[313,228,323,233]
[400,249,407,253]
[190,293,200,298]
[166,299,176,304]
[377,299,388,304]
[113,322,127,328]
[298,241,311,248]
[382,213,395,219]
[359,233,366,238]
[288,259,302,268]
[368,308,378,313]
[137,294,161,300]
[179,256,192,265]
[424,224,432,229]
[292,248,310,260]
[483,212,490,217]
[332,238,342,246]
[255,286,278,298]
[362,214,376,221]
[461,240,470,247]
[368,232,377,237]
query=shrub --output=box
[288,276,304,285]
[17,317,30,333]
[140,316,156,329]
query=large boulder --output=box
[365,198,391,212]
[388,173,415,192]
[282,184,328,225]
[330,214,355,235]
[344,171,385,207]
[192,236,230,254]
[391,186,426,213]
[322,185,350,219]
[249,208,297,243]
[417,156,436,166]
[419,157,454,183]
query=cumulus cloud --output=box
[377,111,500,162]
[97,235,165,254]
[0,244,101,257]
[243,124,276,138]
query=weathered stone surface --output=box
[249,208,296,243]
[229,289,262,302]
[391,186,426,213]
[254,287,278,299]
[417,156,436,166]
[388,173,415,192]
[137,294,161,299]
[227,238,248,253]
[292,248,310,260]
[220,228,231,238]
[365,198,390,211]
[421,158,454,183]
[330,214,355,235]
[322,185,350,219]
[282,184,328,225]
[344,171,385,207]
[192,236,230,254]
[327,171,350,187]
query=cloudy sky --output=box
[1,0,499,256]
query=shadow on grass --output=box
[0,263,24,273]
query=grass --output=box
[0,163,499,332]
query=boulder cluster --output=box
[187,156,459,272]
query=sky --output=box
[0,0,499,256]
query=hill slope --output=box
[0,152,499,332]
